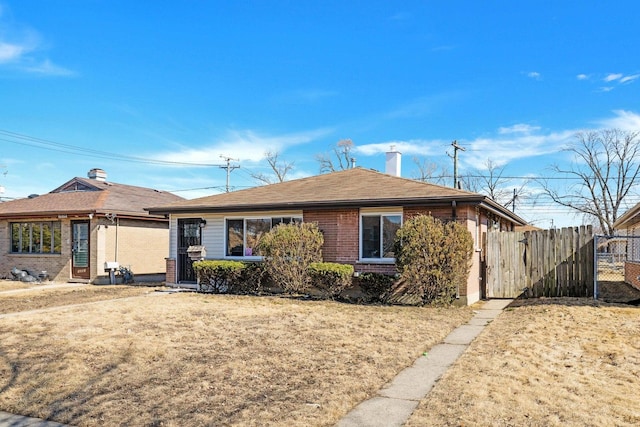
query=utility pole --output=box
[512,188,517,212]
[219,155,240,193]
[450,140,465,188]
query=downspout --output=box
[115,217,119,263]
[452,200,459,299]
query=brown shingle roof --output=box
[148,168,526,225]
[0,176,183,219]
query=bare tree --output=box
[462,159,530,211]
[316,139,354,173]
[540,129,640,235]
[411,156,449,185]
[249,151,294,185]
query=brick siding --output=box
[165,257,176,285]
[624,261,640,290]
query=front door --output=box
[72,220,90,279]
[177,218,202,283]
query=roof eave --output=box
[148,194,525,217]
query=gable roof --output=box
[148,168,526,225]
[0,176,183,220]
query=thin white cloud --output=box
[464,130,573,167]
[151,128,334,164]
[385,92,464,120]
[0,41,25,62]
[599,110,640,131]
[23,58,75,76]
[356,139,445,157]
[498,124,541,135]
[0,7,73,76]
[604,73,623,82]
[619,74,640,84]
[526,71,541,80]
[576,74,589,80]
[599,86,614,92]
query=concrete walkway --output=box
[336,299,513,427]
[0,411,71,426]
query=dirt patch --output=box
[0,292,473,426]
[0,285,156,315]
[597,280,640,303]
[406,298,640,426]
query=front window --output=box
[11,221,62,254]
[361,214,402,260]
[226,217,302,257]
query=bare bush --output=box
[258,222,324,293]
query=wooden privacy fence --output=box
[485,226,594,298]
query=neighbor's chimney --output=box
[385,145,401,177]
[88,168,107,181]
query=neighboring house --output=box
[0,168,183,284]
[148,153,526,305]
[612,204,640,290]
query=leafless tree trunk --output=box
[540,129,640,235]
[250,151,294,184]
[315,139,354,173]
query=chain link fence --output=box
[595,235,640,302]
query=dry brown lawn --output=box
[0,283,155,315]
[0,290,473,426]
[0,280,33,292]
[407,298,640,427]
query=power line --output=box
[0,129,219,167]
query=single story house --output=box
[0,168,183,283]
[612,203,640,290]
[148,153,526,305]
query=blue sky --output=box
[1,1,640,228]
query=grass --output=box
[0,289,473,426]
[0,283,155,315]
[406,298,640,427]
[0,280,33,292]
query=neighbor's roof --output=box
[0,176,183,220]
[148,168,527,225]
[613,202,640,229]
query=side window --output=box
[10,221,62,254]
[226,219,244,256]
[360,214,402,260]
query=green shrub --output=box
[257,222,324,294]
[356,272,395,304]
[308,262,354,299]
[394,215,473,305]
[193,260,245,294]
